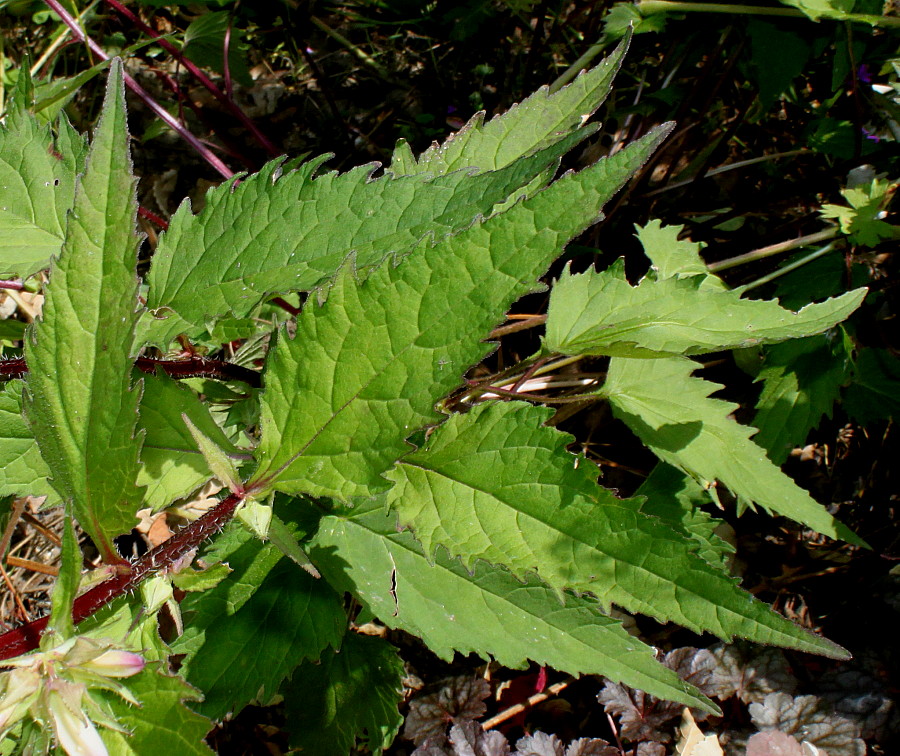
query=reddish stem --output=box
[0,280,25,291]
[0,494,242,660]
[0,356,260,387]
[102,0,280,159]
[41,0,235,180]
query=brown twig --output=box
[481,678,574,731]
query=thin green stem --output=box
[738,241,839,293]
[708,227,839,273]
[638,0,900,25]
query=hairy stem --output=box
[0,493,242,660]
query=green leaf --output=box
[249,126,672,500]
[778,0,853,21]
[99,664,214,756]
[23,60,144,560]
[137,373,241,512]
[604,355,864,546]
[752,336,850,464]
[308,498,719,713]
[635,462,734,571]
[0,89,88,278]
[389,33,629,176]
[283,632,404,756]
[820,177,899,247]
[386,401,841,655]
[183,11,251,87]
[543,262,866,358]
[139,130,593,348]
[0,381,56,502]
[173,520,345,719]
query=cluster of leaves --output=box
[0,8,895,753]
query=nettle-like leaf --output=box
[283,632,405,756]
[386,401,838,656]
[603,355,864,545]
[751,335,850,464]
[138,128,592,348]
[309,498,717,712]
[389,33,630,176]
[543,259,865,358]
[0,73,88,278]
[248,126,671,500]
[634,220,724,288]
[23,60,144,560]
[173,519,346,720]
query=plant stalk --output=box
[638,0,900,26]
[708,227,839,272]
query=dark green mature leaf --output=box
[137,373,242,511]
[844,347,900,424]
[0,381,56,502]
[752,336,850,464]
[23,60,144,560]
[283,632,404,756]
[139,130,592,348]
[543,261,866,358]
[604,355,863,546]
[0,80,88,278]
[386,401,843,656]
[249,126,672,500]
[173,521,345,720]
[99,664,214,755]
[389,33,630,175]
[308,498,718,712]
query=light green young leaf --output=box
[752,336,850,464]
[137,373,241,512]
[98,664,214,756]
[173,521,345,720]
[248,126,672,500]
[386,401,842,656]
[634,220,724,288]
[236,498,273,539]
[543,262,866,358]
[23,60,145,560]
[182,413,241,492]
[389,32,630,176]
[139,129,592,348]
[819,177,899,247]
[0,82,88,278]
[0,382,57,502]
[604,355,864,545]
[283,632,405,756]
[308,497,719,713]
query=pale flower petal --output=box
[80,650,145,678]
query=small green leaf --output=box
[182,412,241,492]
[389,32,630,176]
[283,632,404,756]
[249,126,672,500]
[139,130,593,348]
[843,347,900,424]
[604,355,864,546]
[236,498,273,539]
[23,60,145,560]
[386,401,842,655]
[268,512,321,578]
[173,521,345,719]
[308,498,719,713]
[752,336,850,464]
[98,664,214,755]
[634,220,724,287]
[544,262,866,358]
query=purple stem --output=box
[102,0,280,159]
[42,0,235,180]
